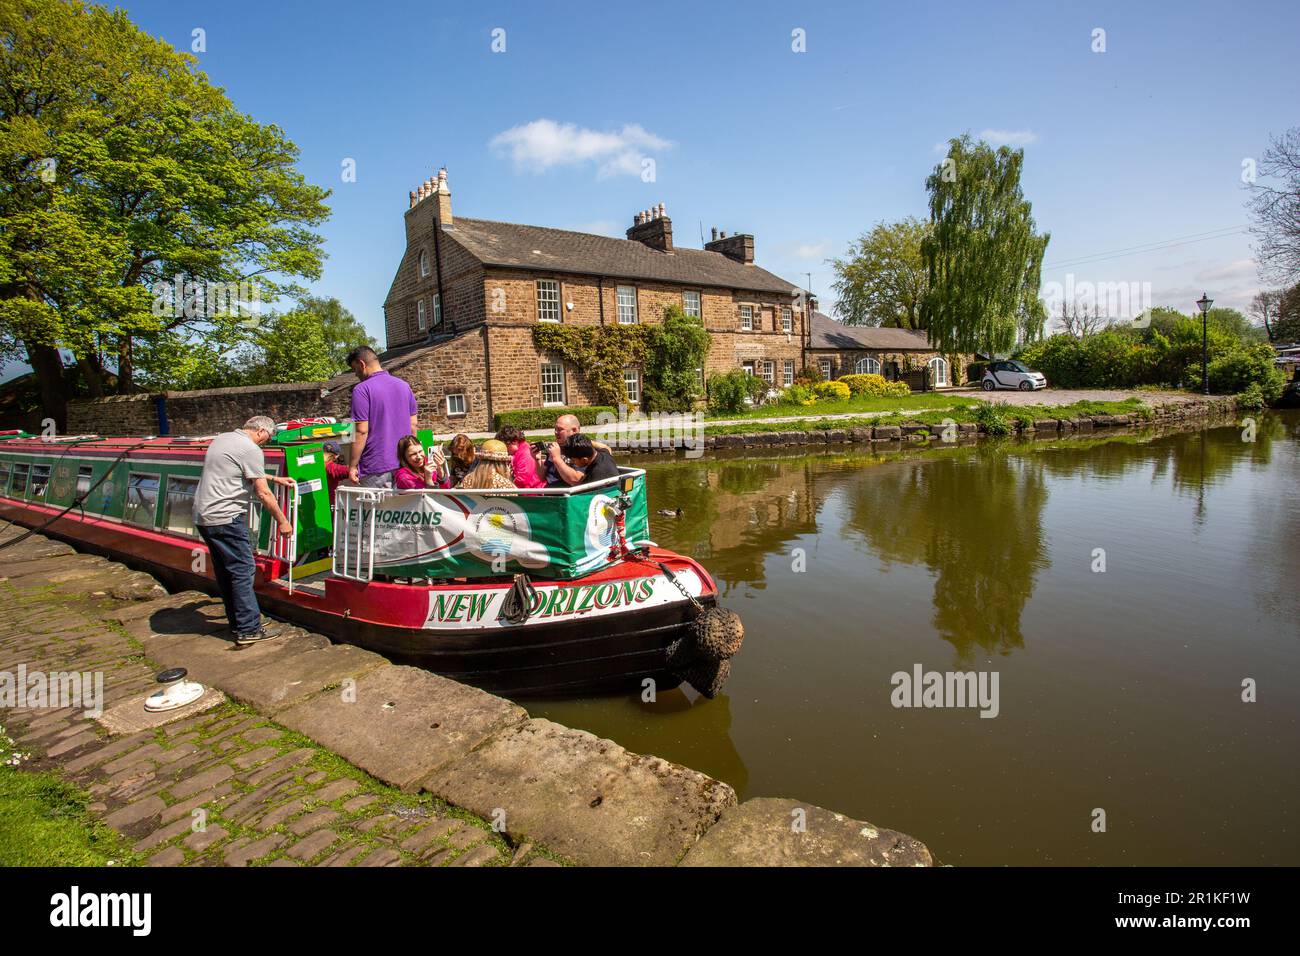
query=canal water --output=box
[529,412,1300,865]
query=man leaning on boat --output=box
[193,416,296,645]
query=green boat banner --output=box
[334,471,650,580]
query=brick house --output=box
[806,310,965,388]
[375,169,809,432]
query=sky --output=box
[26,0,1300,359]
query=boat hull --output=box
[0,498,713,697]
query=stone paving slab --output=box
[679,797,935,867]
[96,688,228,737]
[277,664,527,791]
[146,629,333,686]
[217,644,387,713]
[424,717,736,866]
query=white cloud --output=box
[978,129,1038,147]
[1195,258,1257,283]
[490,119,672,178]
[780,241,831,260]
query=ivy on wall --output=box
[532,323,653,407]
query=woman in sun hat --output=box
[455,439,515,489]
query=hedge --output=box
[493,406,617,431]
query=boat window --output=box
[163,476,199,536]
[75,466,93,500]
[11,463,29,496]
[0,460,10,492]
[30,464,51,498]
[124,473,160,528]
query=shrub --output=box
[493,406,615,431]
[642,305,712,412]
[1205,345,1285,403]
[781,383,817,406]
[707,370,769,414]
[974,401,1011,436]
[812,379,851,401]
[839,373,885,396]
[1236,382,1266,410]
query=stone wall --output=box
[386,215,487,348]
[66,393,160,435]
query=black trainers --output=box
[233,625,285,647]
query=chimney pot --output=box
[409,190,417,208]
[711,227,718,241]
[657,202,665,218]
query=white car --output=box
[982,360,1047,391]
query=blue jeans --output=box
[197,516,262,635]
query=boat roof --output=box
[0,434,288,459]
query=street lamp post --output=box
[1196,293,1214,395]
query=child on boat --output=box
[496,425,545,489]
[394,435,450,489]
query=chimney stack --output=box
[705,228,755,264]
[626,201,673,252]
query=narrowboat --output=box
[0,425,743,697]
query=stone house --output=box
[806,311,967,388]
[378,169,809,431]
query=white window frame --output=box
[616,285,638,325]
[928,356,949,387]
[819,359,832,380]
[623,366,641,404]
[163,475,200,537]
[761,360,775,384]
[432,292,442,327]
[536,280,561,323]
[783,360,795,386]
[782,306,792,333]
[124,471,160,528]
[682,290,701,319]
[741,360,755,376]
[417,298,426,330]
[419,249,430,278]
[740,304,753,331]
[446,393,467,417]
[541,362,566,406]
[856,356,881,375]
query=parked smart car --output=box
[982,360,1047,391]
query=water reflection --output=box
[839,448,1050,664]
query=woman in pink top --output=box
[394,435,450,489]
[497,426,544,489]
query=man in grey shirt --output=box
[194,416,296,644]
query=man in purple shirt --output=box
[346,346,418,488]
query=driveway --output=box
[956,387,1209,408]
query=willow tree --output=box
[0,0,330,427]
[920,135,1049,356]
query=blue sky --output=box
[73,0,1300,342]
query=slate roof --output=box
[808,311,935,351]
[441,218,799,295]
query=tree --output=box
[0,0,330,427]
[642,305,710,412]
[1247,127,1300,284]
[1252,285,1300,343]
[830,217,930,329]
[921,135,1050,355]
[238,309,339,385]
[293,296,375,371]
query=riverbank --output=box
[690,395,1240,448]
[0,527,935,867]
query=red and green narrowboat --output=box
[0,425,742,697]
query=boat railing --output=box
[269,481,300,592]
[327,469,649,583]
[332,485,385,582]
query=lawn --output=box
[0,734,140,866]
[705,391,977,421]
